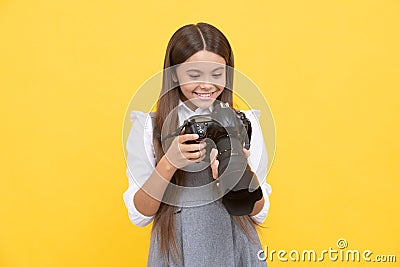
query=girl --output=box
[123,22,272,266]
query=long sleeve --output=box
[122,111,156,227]
[122,109,272,226]
[243,110,272,224]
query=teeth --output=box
[195,92,212,97]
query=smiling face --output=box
[174,50,226,110]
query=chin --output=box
[191,99,215,110]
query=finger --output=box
[211,159,219,179]
[210,148,218,163]
[243,148,250,158]
[178,134,199,143]
[183,142,207,152]
[192,152,206,163]
[186,148,205,160]
[180,143,204,154]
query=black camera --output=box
[176,102,263,216]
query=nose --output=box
[199,81,213,90]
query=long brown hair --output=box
[152,22,263,265]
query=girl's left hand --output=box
[210,148,251,183]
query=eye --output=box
[212,73,222,78]
[189,74,200,79]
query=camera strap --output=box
[160,120,189,146]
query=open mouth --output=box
[194,91,215,99]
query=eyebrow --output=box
[186,66,225,73]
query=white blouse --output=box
[123,100,272,227]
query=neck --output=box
[179,91,198,111]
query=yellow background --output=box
[1,0,399,266]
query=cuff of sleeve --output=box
[123,186,155,227]
[250,182,272,224]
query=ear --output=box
[171,70,178,83]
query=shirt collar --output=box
[177,98,214,114]
[177,99,214,125]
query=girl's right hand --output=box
[163,132,207,169]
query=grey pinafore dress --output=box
[147,116,267,267]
